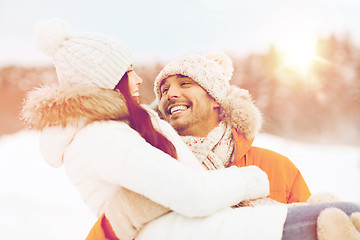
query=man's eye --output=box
[161,88,169,94]
[180,82,191,86]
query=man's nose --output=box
[166,85,180,99]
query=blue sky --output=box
[1,0,360,66]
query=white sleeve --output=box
[70,121,269,217]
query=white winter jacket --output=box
[22,83,287,240]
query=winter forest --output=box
[1,35,359,146]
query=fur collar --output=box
[21,83,129,130]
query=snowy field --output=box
[0,130,359,239]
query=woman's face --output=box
[127,66,143,97]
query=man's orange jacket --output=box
[229,129,311,203]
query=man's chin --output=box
[169,120,188,134]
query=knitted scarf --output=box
[182,122,278,208]
[181,121,234,170]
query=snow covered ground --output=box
[0,130,359,239]
[253,134,360,202]
[0,130,95,239]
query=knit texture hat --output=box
[154,52,233,103]
[153,52,262,140]
[35,18,134,89]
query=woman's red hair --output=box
[114,73,177,160]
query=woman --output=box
[22,19,279,239]
[22,19,360,240]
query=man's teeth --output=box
[170,105,188,115]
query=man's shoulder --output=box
[246,146,297,169]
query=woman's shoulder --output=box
[82,120,135,134]
[72,120,143,146]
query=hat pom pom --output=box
[206,52,234,81]
[34,18,72,57]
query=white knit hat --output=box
[154,52,234,103]
[35,18,134,89]
[153,52,263,140]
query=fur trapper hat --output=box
[35,18,133,89]
[153,52,262,139]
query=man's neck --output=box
[179,121,220,137]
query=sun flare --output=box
[278,36,317,77]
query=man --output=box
[87,52,360,240]
[153,52,311,204]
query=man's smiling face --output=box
[159,75,220,137]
